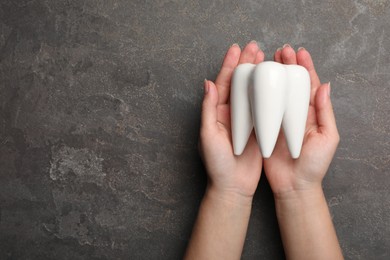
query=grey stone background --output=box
[0,0,389,259]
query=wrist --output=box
[273,183,323,202]
[186,182,253,259]
[273,184,343,259]
[274,185,327,218]
[204,184,254,208]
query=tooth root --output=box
[283,65,310,158]
[231,63,256,155]
[251,62,287,158]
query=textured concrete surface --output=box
[0,0,389,259]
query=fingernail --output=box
[231,43,239,47]
[298,47,305,51]
[204,79,209,94]
[283,43,291,48]
[250,40,259,46]
[327,82,331,97]
[276,47,282,52]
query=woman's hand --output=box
[199,41,264,202]
[264,45,343,260]
[264,45,340,198]
[185,42,265,260]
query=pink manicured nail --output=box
[231,43,240,48]
[298,47,305,51]
[283,43,291,48]
[327,82,331,97]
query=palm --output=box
[264,106,321,192]
[214,102,262,195]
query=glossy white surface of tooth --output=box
[283,65,310,158]
[250,61,287,158]
[231,63,256,155]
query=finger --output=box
[238,41,259,64]
[254,49,265,64]
[274,47,282,63]
[315,83,339,138]
[297,47,321,105]
[281,44,297,64]
[217,104,231,128]
[215,44,241,105]
[201,80,219,130]
[305,105,318,129]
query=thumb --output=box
[315,83,339,138]
[201,80,219,130]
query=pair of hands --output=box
[199,41,340,202]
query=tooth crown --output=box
[231,61,310,158]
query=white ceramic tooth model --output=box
[231,61,310,158]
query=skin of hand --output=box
[266,45,343,260]
[184,41,264,260]
[199,41,264,200]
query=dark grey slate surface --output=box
[0,0,389,259]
